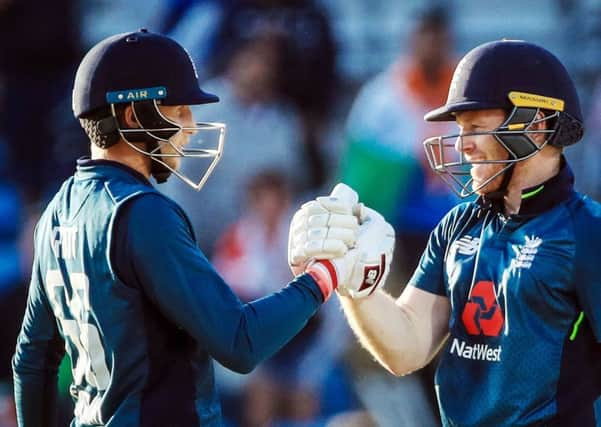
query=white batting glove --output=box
[334,207,395,298]
[288,183,363,300]
[306,207,394,300]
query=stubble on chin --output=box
[473,172,505,195]
[470,163,503,193]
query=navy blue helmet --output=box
[425,40,582,127]
[72,29,225,190]
[73,29,218,118]
[423,40,583,197]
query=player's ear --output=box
[122,105,140,129]
[529,110,548,145]
[536,110,548,129]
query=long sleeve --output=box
[573,207,601,342]
[112,194,323,373]
[13,255,65,427]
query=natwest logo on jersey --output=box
[461,280,504,336]
[450,280,504,363]
[449,338,502,362]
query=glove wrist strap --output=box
[307,260,338,302]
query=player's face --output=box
[158,105,195,170]
[455,109,508,195]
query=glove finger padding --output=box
[288,191,360,277]
[306,213,359,229]
[315,195,354,215]
[306,227,356,247]
[304,238,348,258]
[337,207,395,298]
[289,211,358,259]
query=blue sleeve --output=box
[407,206,463,297]
[573,204,601,342]
[112,194,323,373]
[12,254,65,427]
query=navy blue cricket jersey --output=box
[13,158,324,427]
[409,159,601,426]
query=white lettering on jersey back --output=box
[51,226,78,260]
[452,235,480,256]
[511,235,542,269]
[449,338,502,362]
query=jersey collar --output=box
[477,156,575,217]
[517,156,574,216]
[76,157,152,186]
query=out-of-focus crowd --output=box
[2,1,601,426]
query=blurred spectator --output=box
[163,0,225,81]
[163,31,308,256]
[0,0,83,202]
[78,0,170,49]
[208,0,338,189]
[212,171,292,296]
[338,5,459,280]
[336,6,459,426]
[0,1,74,389]
[212,171,357,426]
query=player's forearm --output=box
[216,273,322,373]
[338,288,446,376]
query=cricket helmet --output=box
[73,29,225,190]
[423,40,583,197]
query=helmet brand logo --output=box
[106,86,167,104]
[126,90,148,100]
[508,91,565,111]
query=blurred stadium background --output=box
[1,1,601,426]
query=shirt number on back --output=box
[46,269,110,423]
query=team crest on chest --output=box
[511,235,542,269]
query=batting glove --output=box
[334,207,395,299]
[288,183,362,300]
[306,206,394,300]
